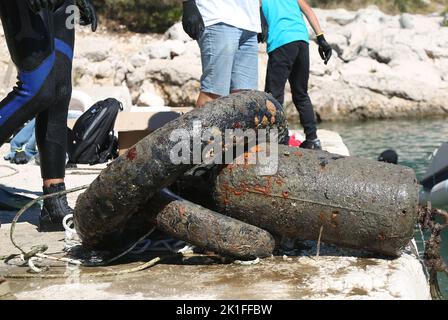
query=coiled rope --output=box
[2,184,167,279]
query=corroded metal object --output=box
[178,146,420,257]
[156,190,275,259]
[74,91,288,249]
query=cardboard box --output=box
[115,108,193,155]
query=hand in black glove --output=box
[26,0,58,13]
[182,0,204,40]
[317,34,332,65]
[76,0,98,32]
[11,150,29,165]
[258,7,268,43]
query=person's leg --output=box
[24,129,38,159]
[197,23,240,107]
[289,41,319,145]
[196,92,220,108]
[264,43,298,106]
[0,1,56,146]
[230,29,258,93]
[37,0,76,231]
[36,0,74,186]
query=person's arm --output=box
[76,0,98,32]
[297,0,332,64]
[182,0,205,40]
[297,0,322,36]
[258,1,268,43]
[26,0,58,13]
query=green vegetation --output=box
[443,6,448,26]
[95,0,182,33]
[94,0,448,33]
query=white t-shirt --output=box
[196,0,261,33]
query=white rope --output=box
[63,214,81,251]
[177,244,196,254]
[234,257,260,266]
[28,256,47,273]
[36,253,82,266]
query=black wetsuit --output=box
[0,0,74,179]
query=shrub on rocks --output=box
[96,0,182,33]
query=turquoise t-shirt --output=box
[262,0,309,53]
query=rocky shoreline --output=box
[0,6,447,122]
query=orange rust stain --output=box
[254,187,269,194]
[330,211,339,228]
[294,151,303,157]
[233,190,243,196]
[275,178,284,186]
[319,213,326,223]
[178,205,186,217]
[266,100,277,116]
[261,116,269,126]
[249,145,264,153]
[239,182,249,191]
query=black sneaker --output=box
[11,149,28,165]
[39,183,74,232]
[300,139,322,150]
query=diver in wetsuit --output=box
[0,0,97,231]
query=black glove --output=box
[11,150,29,165]
[76,0,98,32]
[182,0,204,40]
[317,34,332,65]
[258,7,268,43]
[26,0,58,12]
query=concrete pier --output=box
[0,130,431,300]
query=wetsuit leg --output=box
[36,0,75,179]
[0,0,75,179]
[0,0,56,145]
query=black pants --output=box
[265,41,318,141]
[0,0,75,179]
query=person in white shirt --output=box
[182,0,261,107]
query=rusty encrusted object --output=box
[156,193,275,260]
[418,205,448,299]
[178,145,420,257]
[74,91,288,249]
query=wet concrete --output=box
[0,220,431,300]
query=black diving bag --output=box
[67,98,122,165]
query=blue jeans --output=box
[4,118,38,161]
[198,23,259,96]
